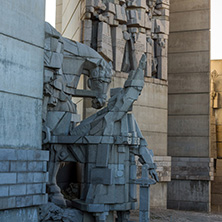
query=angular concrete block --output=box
[169,30,209,53]
[170,0,209,12]
[0,208,38,221]
[170,10,210,32]
[0,173,16,185]
[9,184,26,196]
[167,180,210,210]
[0,93,42,149]
[133,105,167,133]
[0,35,44,98]
[0,0,45,47]
[169,51,210,74]
[168,136,209,157]
[168,94,209,115]
[142,131,167,156]
[150,182,167,208]
[135,82,168,109]
[168,115,209,137]
[168,73,210,94]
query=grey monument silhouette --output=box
[42,22,158,222]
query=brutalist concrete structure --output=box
[0,1,48,221]
[56,0,171,209]
[168,0,212,212]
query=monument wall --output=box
[0,1,48,220]
[168,0,212,211]
[56,0,171,208]
[210,60,222,212]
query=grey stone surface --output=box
[0,0,45,47]
[168,0,210,212]
[170,0,209,12]
[168,94,209,115]
[0,34,44,99]
[167,180,210,212]
[0,94,42,149]
[39,202,83,222]
[168,136,210,157]
[0,173,16,185]
[0,207,38,222]
[169,30,209,53]
[169,51,210,74]
[168,116,209,137]
[168,73,209,94]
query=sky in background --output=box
[45,0,222,60]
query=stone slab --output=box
[168,94,209,115]
[169,30,209,53]
[135,82,168,109]
[0,0,45,47]
[0,34,44,99]
[170,0,209,12]
[168,73,210,94]
[168,115,209,137]
[170,10,210,32]
[168,136,209,157]
[167,180,210,202]
[133,106,167,133]
[167,200,209,212]
[0,207,38,221]
[142,131,167,156]
[0,93,42,149]
[168,51,210,74]
[150,182,167,208]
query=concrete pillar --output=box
[168,0,211,212]
[0,1,48,220]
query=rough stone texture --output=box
[39,202,83,222]
[0,149,48,210]
[168,0,211,212]
[0,207,39,222]
[56,0,170,210]
[0,0,47,220]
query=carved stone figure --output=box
[83,0,169,80]
[43,23,158,222]
[43,22,113,207]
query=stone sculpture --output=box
[83,0,169,80]
[43,22,113,206]
[43,23,158,222]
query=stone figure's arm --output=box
[131,119,159,182]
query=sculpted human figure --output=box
[43,22,113,206]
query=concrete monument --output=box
[42,23,158,221]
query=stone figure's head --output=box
[88,60,113,109]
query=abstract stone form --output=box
[43,23,158,222]
[83,0,169,80]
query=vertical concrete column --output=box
[168,0,211,211]
[0,0,48,220]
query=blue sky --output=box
[45,0,222,60]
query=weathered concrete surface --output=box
[170,10,210,32]
[168,94,209,115]
[0,0,46,219]
[130,208,222,222]
[0,34,44,99]
[167,180,210,211]
[0,93,42,149]
[0,0,45,47]
[168,73,209,94]
[170,0,209,12]
[168,136,209,157]
[169,52,210,74]
[0,207,38,222]
[168,116,209,137]
[168,30,209,53]
[168,0,211,212]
